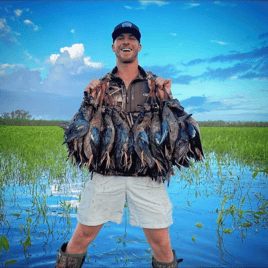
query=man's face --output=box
[112,33,142,63]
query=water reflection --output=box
[0,152,267,267]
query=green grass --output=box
[0,126,69,186]
[200,127,268,171]
[0,126,267,187]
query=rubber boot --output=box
[151,250,183,268]
[55,242,86,268]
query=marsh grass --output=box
[200,127,268,172]
[0,126,267,266]
[0,126,71,186]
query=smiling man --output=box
[55,21,183,268]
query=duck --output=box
[133,103,157,171]
[99,107,115,171]
[112,106,130,171]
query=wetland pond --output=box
[0,126,267,267]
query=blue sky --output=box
[1,0,268,121]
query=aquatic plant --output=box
[0,235,18,267]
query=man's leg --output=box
[143,227,174,263]
[66,222,103,254]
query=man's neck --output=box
[116,60,139,83]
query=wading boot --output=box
[151,250,183,268]
[55,242,86,268]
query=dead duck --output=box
[159,104,179,161]
[133,103,156,170]
[149,104,168,174]
[112,106,130,171]
[62,108,90,145]
[99,107,115,171]
[173,124,191,169]
[83,85,106,170]
[165,98,185,113]
[185,117,204,161]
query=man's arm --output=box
[86,77,173,99]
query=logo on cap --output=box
[122,22,132,27]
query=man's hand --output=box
[149,77,172,99]
[85,78,101,92]
[155,77,172,95]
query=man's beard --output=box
[117,50,138,63]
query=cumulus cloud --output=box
[23,19,40,31]
[60,43,84,59]
[49,54,60,64]
[84,57,103,68]
[48,44,102,68]
[40,43,106,96]
[0,43,107,97]
[0,18,17,44]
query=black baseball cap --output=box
[112,21,141,43]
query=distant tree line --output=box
[1,110,32,120]
[198,120,268,127]
[0,111,267,127]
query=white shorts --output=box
[78,172,173,229]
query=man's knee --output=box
[143,227,171,247]
[78,223,103,240]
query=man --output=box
[55,21,183,268]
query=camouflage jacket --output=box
[100,65,158,115]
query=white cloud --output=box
[71,29,75,34]
[124,6,133,9]
[14,8,30,17]
[1,63,23,69]
[211,40,228,45]
[170,33,177,37]
[49,44,103,70]
[60,43,84,59]
[14,9,23,17]
[24,19,40,31]
[182,2,200,10]
[139,0,169,8]
[49,54,60,64]
[0,18,17,44]
[84,57,102,68]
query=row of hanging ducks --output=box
[61,80,204,185]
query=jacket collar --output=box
[110,65,147,80]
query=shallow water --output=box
[0,153,267,267]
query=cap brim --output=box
[112,28,141,41]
